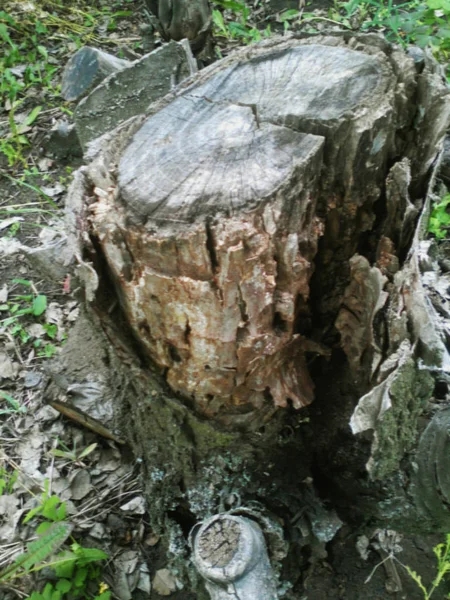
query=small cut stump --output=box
[85,35,449,431]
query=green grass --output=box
[0,279,64,360]
[0,0,136,169]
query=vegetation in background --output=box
[0,0,135,169]
[428,193,450,239]
[0,279,64,360]
[0,473,110,600]
[212,0,271,43]
[1,1,450,597]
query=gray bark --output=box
[61,47,130,102]
[145,0,211,52]
[59,33,450,595]
[74,41,197,149]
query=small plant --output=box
[212,1,270,44]
[0,467,19,495]
[0,2,133,168]
[0,279,64,360]
[0,521,110,600]
[23,481,67,535]
[50,441,98,466]
[0,521,74,583]
[404,534,450,599]
[327,0,450,73]
[429,194,450,239]
[0,391,27,416]
[27,543,111,600]
[0,479,110,599]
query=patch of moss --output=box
[369,357,434,480]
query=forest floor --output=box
[0,1,450,599]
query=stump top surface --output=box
[197,518,241,568]
[118,43,385,225]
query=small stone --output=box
[70,469,92,500]
[137,563,151,594]
[89,522,107,539]
[407,45,425,73]
[120,496,146,514]
[45,121,82,160]
[152,568,178,596]
[0,352,18,380]
[145,531,160,546]
[24,371,42,388]
[41,182,65,198]
[0,284,7,303]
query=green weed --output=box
[428,194,450,239]
[404,534,450,599]
[0,467,19,495]
[0,279,64,360]
[0,478,110,599]
[325,0,450,69]
[212,1,271,44]
[0,391,27,416]
[50,441,98,466]
[0,521,74,583]
[0,1,133,168]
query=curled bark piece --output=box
[191,514,278,600]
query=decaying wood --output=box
[59,33,450,590]
[81,35,449,431]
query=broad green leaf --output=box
[55,578,71,593]
[24,106,42,127]
[23,504,43,524]
[214,0,245,11]
[73,545,108,566]
[36,521,52,535]
[12,278,32,287]
[73,566,88,587]
[37,45,48,59]
[0,23,13,46]
[32,295,47,316]
[77,443,98,460]
[53,551,76,578]
[0,391,20,411]
[280,9,300,20]
[212,9,227,35]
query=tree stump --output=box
[63,33,450,593]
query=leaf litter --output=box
[0,1,164,596]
